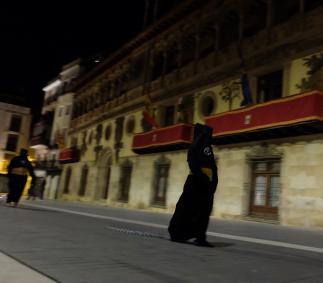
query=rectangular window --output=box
[6,134,19,152]
[153,164,170,206]
[58,107,64,117]
[119,164,132,202]
[9,115,22,132]
[164,105,175,126]
[250,159,281,217]
[65,105,71,115]
[257,70,283,103]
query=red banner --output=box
[205,91,323,137]
[59,148,80,163]
[132,123,193,152]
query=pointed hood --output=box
[192,123,213,146]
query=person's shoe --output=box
[194,239,214,247]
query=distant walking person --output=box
[168,123,218,247]
[7,149,35,207]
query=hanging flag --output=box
[142,104,158,129]
[240,73,253,107]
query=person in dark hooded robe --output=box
[168,123,218,247]
[6,149,35,207]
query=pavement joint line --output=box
[22,203,323,254]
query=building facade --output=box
[0,101,32,192]
[58,0,323,228]
[31,59,81,199]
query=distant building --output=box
[30,59,81,199]
[58,0,323,228]
[0,100,32,192]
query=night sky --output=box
[0,1,147,122]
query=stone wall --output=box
[59,136,323,229]
[280,139,323,227]
[213,147,250,219]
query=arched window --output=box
[78,165,88,196]
[97,151,112,200]
[63,167,72,194]
[199,93,216,117]
[177,95,194,123]
[152,156,171,206]
[95,124,103,144]
[118,159,133,202]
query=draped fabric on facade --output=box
[132,123,194,154]
[205,91,323,144]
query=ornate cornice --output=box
[70,2,323,133]
[70,0,211,92]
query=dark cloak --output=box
[7,149,35,204]
[168,123,218,242]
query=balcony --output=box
[132,123,193,154]
[58,148,80,164]
[205,90,323,145]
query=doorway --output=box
[250,159,280,218]
[96,151,112,200]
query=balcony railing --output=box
[132,123,194,154]
[205,90,323,144]
[58,147,80,164]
